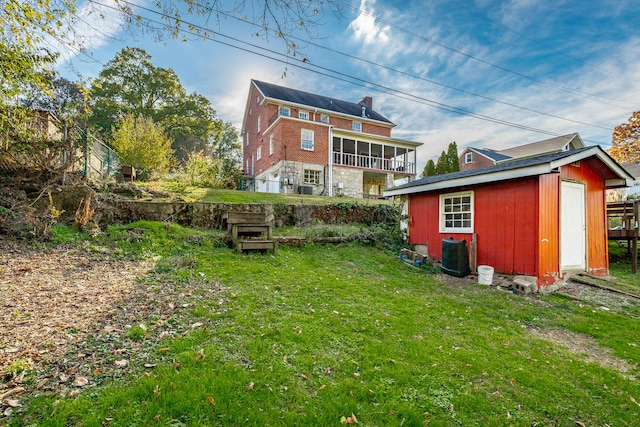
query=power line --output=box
[327,0,636,109]
[81,0,616,146]
[446,0,640,91]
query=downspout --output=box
[328,125,334,196]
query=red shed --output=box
[385,146,634,288]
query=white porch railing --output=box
[333,152,415,174]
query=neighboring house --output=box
[241,80,422,198]
[459,133,585,171]
[618,162,640,200]
[384,145,634,288]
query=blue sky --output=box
[55,0,640,172]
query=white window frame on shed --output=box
[439,191,474,233]
[301,129,314,151]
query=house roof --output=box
[620,162,640,179]
[385,146,635,197]
[467,147,511,162]
[496,133,584,160]
[252,80,394,125]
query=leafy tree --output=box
[89,47,221,163]
[436,151,449,175]
[111,114,174,179]
[609,111,640,163]
[421,159,436,177]
[446,141,460,173]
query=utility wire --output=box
[446,0,640,91]
[327,0,636,109]
[97,0,583,140]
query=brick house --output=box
[459,133,585,171]
[241,80,422,197]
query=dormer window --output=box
[321,114,329,124]
[465,152,473,164]
[299,110,309,120]
[352,121,362,132]
[279,106,290,117]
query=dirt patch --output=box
[0,236,228,422]
[528,327,635,376]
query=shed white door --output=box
[560,181,586,270]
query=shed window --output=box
[465,152,473,164]
[440,191,474,233]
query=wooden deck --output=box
[607,200,638,274]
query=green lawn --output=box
[138,182,391,205]
[12,222,640,426]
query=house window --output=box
[279,106,290,117]
[257,115,261,133]
[269,136,274,156]
[299,110,309,120]
[321,114,329,124]
[352,121,362,132]
[301,129,314,150]
[440,191,474,233]
[465,152,473,164]
[304,169,321,185]
[256,146,262,161]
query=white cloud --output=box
[53,0,127,67]
[348,0,390,46]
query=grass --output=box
[13,222,640,426]
[138,182,392,205]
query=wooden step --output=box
[236,239,278,254]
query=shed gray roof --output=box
[252,80,394,125]
[385,146,634,196]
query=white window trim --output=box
[256,146,262,161]
[439,191,474,233]
[269,136,274,156]
[299,110,309,120]
[303,169,321,185]
[257,115,261,133]
[321,114,329,124]
[301,129,314,151]
[465,152,473,164]
[352,121,362,132]
[279,106,290,117]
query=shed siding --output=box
[409,178,539,276]
[538,174,560,285]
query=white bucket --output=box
[477,265,494,285]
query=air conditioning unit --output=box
[298,185,313,195]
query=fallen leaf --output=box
[630,396,640,407]
[248,382,255,390]
[72,377,89,387]
[160,347,170,352]
[102,418,113,425]
[575,422,585,427]
[191,322,203,329]
[299,373,309,381]
[510,379,516,386]
[144,363,157,368]
[115,360,128,367]
[153,414,161,421]
[207,396,216,405]
[154,385,161,396]
[319,384,326,390]
[174,362,181,370]
[6,399,21,408]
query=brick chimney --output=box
[358,96,373,109]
